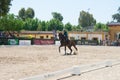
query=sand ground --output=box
[0,45,120,80]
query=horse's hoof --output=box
[63,54,66,56]
[73,51,78,55]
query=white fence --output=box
[19,60,120,80]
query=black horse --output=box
[58,32,78,55]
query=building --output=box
[17,31,55,45]
[108,22,120,41]
[68,31,108,41]
[19,31,54,39]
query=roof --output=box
[20,31,53,34]
[107,22,120,26]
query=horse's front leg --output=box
[65,46,67,55]
[59,45,62,53]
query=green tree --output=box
[0,0,13,17]
[18,7,35,20]
[37,21,47,31]
[0,14,23,31]
[0,14,24,37]
[52,12,63,22]
[24,18,39,31]
[78,10,96,28]
[94,23,108,32]
[18,8,26,20]
[47,19,63,31]
[112,7,120,22]
[76,25,82,31]
[64,22,72,31]
[25,8,35,19]
[72,25,77,31]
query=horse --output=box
[58,32,78,55]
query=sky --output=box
[9,0,120,25]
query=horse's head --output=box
[58,32,64,40]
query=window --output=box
[70,37,75,40]
[40,36,44,39]
[51,37,54,39]
[46,35,48,38]
[92,38,98,41]
[81,37,86,40]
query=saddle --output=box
[64,37,70,44]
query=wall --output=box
[109,26,120,41]
[68,32,107,41]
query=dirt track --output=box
[0,45,120,80]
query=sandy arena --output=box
[0,45,120,80]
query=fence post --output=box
[72,65,81,76]
[106,61,112,67]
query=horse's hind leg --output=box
[71,41,78,51]
[64,46,67,55]
[73,44,78,51]
[73,45,78,51]
[68,46,72,55]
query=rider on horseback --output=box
[63,29,69,43]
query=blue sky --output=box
[10,0,120,25]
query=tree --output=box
[112,7,120,22]
[52,12,63,22]
[0,14,24,37]
[0,0,13,17]
[18,7,35,20]
[18,8,26,20]
[94,23,108,32]
[64,22,72,31]
[0,14,23,31]
[78,10,96,28]
[47,19,63,31]
[37,21,47,31]
[25,8,35,19]
[24,18,39,31]
[72,25,82,31]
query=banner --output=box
[55,41,60,45]
[8,39,19,45]
[34,39,54,45]
[19,40,31,45]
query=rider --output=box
[63,29,69,43]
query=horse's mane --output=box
[58,32,62,36]
[58,32,65,40]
